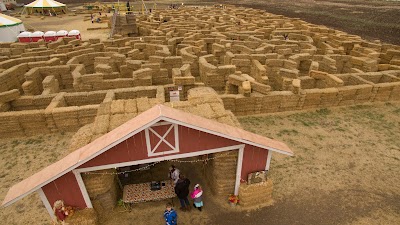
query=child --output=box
[163,202,177,225]
[53,200,68,224]
[190,184,203,211]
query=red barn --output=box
[2,104,293,218]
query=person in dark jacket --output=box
[174,174,191,211]
[164,202,177,225]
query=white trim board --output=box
[265,151,272,171]
[38,188,55,220]
[145,123,179,157]
[73,171,93,208]
[234,146,245,196]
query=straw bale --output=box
[188,87,222,105]
[92,115,110,135]
[164,56,182,65]
[126,60,142,70]
[65,208,98,225]
[18,110,46,122]
[174,76,195,86]
[89,39,101,44]
[83,169,117,196]
[266,59,283,67]
[0,89,20,103]
[11,48,24,56]
[132,68,152,79]
[0,102,10,112]
[232,58,250,67]
[109,114,126,130]
[78,105,98,117]
[123,113,137,122]
[251,81,271,94]
[111,100,125,114]
[279,68,298,79]
[172,68,182,79]
[142,63,160,70]
[188,104,216,119]
[228,74,247,86]
[124,99,138,113]
[95,64,113,74]
[52,106,79,118]
[136,97,152,113]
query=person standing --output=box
[190,184,203,211]
[53,200,68,225]
[168,165,180,185]
[164,202,177,225]
[174,174,191,211]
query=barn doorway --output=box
[79,148,240,219]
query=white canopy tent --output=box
[22,0,67,15]
[0,13,25,42]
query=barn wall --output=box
[241,146,268,179]
[78,125,241,169]
[42,171,87,209]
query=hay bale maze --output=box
[1,2,400,223]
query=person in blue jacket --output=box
[164,202,177,225]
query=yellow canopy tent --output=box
[22,0,67,15]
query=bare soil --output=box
[204,0,400,45]
[18,13,110,41]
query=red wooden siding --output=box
[79,125,241,169]
[241,145,268,179]
[42,172,87,209]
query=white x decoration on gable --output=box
[145,121,179,157]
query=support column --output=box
[234,146,245,195]
[73,170,93,208]
[265,150,272,171]
[38,188,55,219]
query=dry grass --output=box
[0,132,75,225]
[238,101,400,224]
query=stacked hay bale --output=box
[82,169,120,217]
[18,110,49,136]
[206,151,238,195]
[112,14,138,37]
[65,208,99,225]
[0,112,24,137]
[42,75,60,95]
[239,179,274,209]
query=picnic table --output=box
[123,180,176,204]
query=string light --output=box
[84,162,160,175]
[83,151,234,175]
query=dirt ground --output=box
[0,102,399,224]
[204,0,400,45]
[17,13,110,41]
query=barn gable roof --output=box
[2,104,293,207]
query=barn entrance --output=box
[78,147,241,218]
